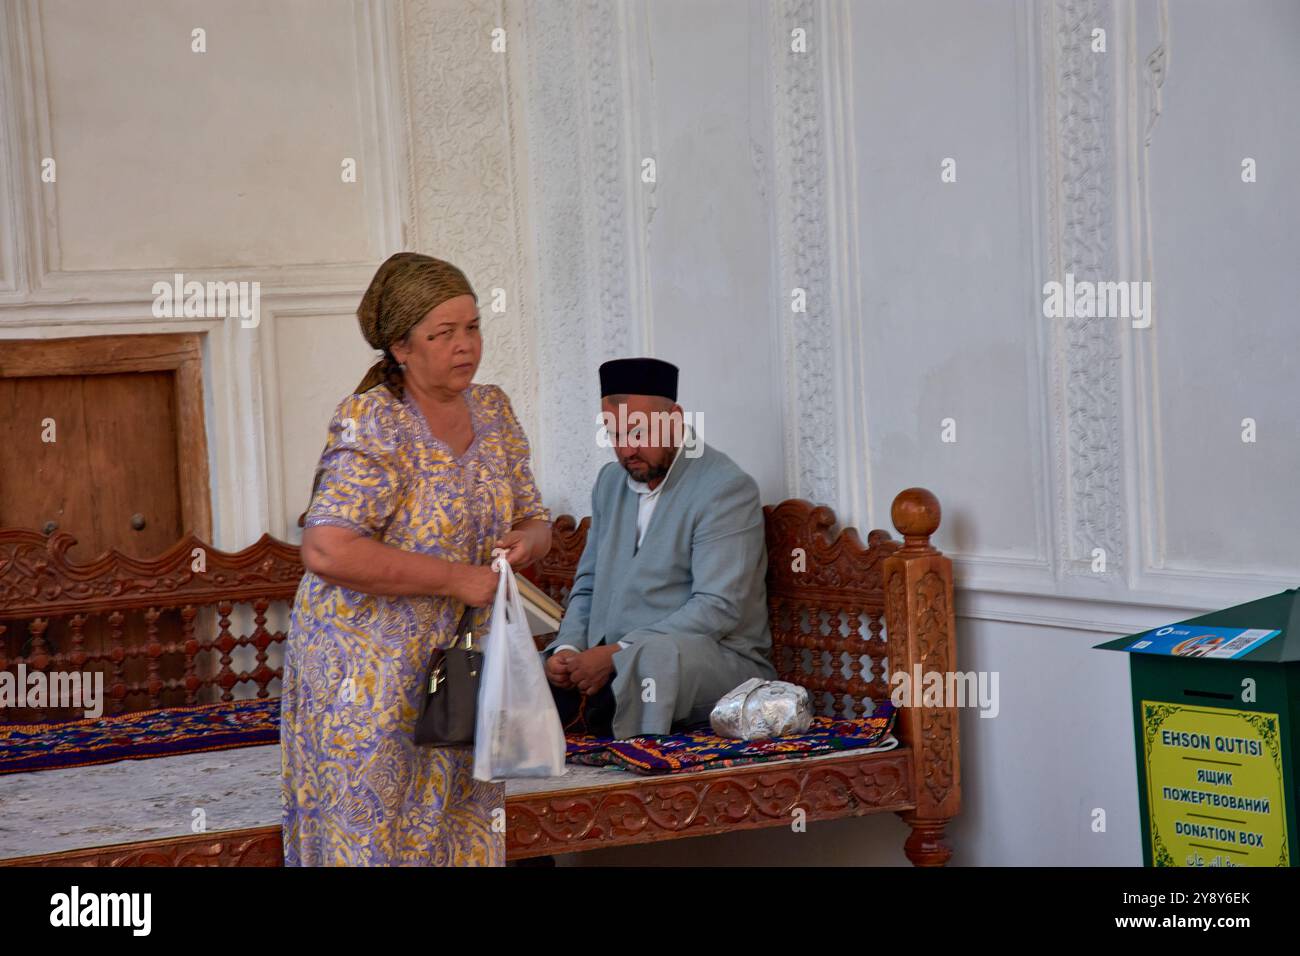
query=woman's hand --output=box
[450,563,500,607]
[494,530,532,567]
[496,519,552,568]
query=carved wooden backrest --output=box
[763,501,899,718]
[522,496,944,720]
[0,530,302,721]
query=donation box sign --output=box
[1140,701,1288,867]
[1096,586,1300,867]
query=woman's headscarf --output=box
[354,252,477,396]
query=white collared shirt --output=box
[626,439,685,549]
[552,438,686,655]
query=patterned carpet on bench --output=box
[0,698,897,778]
[564,703,897,775]
[0,699,282,775]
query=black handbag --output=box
[414,607,482,747]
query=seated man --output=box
[542,357,776,739]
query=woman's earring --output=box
[398,362,407,372]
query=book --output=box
[516,575,564,637]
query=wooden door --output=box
[0,333,211,558]
[0,371,185,559]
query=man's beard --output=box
[621,456,670,484]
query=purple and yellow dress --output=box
[280,382,549,866]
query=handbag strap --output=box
[453,605,479,650]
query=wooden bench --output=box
[0,488,960,866]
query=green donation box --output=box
[1097,587,1300,867]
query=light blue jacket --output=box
[544,441,774,673]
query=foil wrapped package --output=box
[709,678,813,740]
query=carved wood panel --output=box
[0,529,301,719]
[0,827,283,868]
[507,749,914,858]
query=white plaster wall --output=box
[271,310,377,541]
[1139,0,1300,573]
[947,617,1142,866]
[636,0,787,503]
[37,0,377,272]
[520,0,788,513]
[849,0,1045,563]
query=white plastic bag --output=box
[473,554,567,781]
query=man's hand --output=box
[567,644,619,695]
[545,649,577,688]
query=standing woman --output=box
[281,253,552,866]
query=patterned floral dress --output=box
[280,382,549,866]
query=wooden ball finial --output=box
[891,487,941,547]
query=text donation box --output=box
[1097,587,1300,867]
